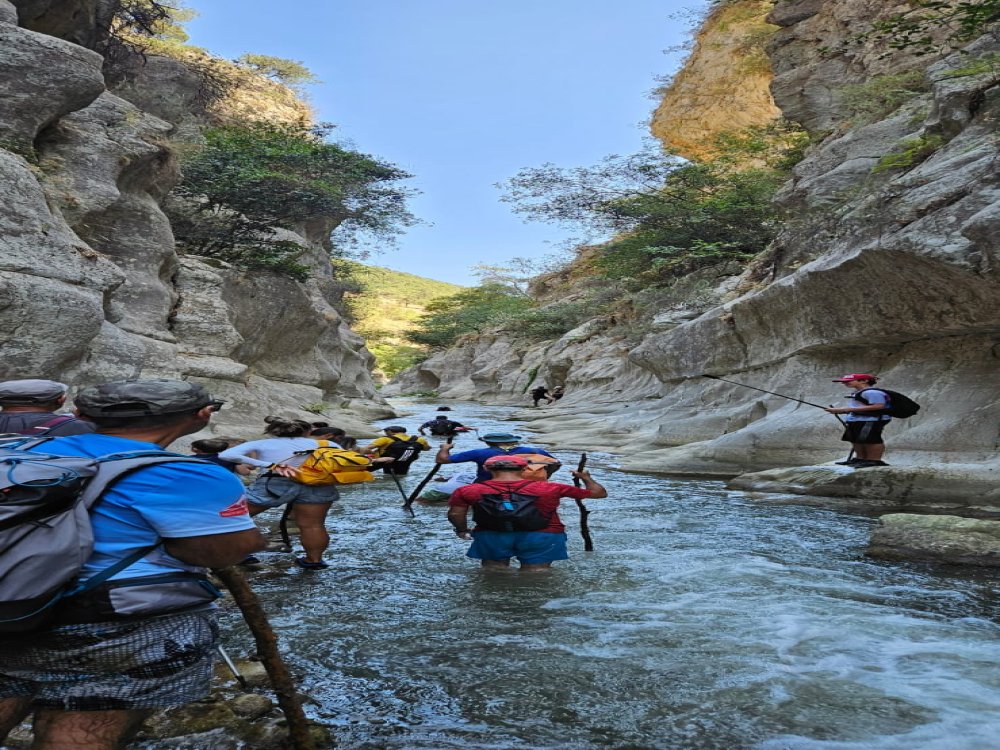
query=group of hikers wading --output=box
[0,367,914,749]
[0,378,610,749]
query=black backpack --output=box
[382,435,423,466]
[473,480,550,532]
[428,420,461,436]
[855,389,921,419]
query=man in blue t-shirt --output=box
[825,373,892,468]
[436,431,555,481]
[0,380,264,750]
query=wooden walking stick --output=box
[213,566,317,750]
[404,435,453,516]
[572,452,594,552]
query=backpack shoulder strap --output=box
[68,453,208,592]
[0,436,54,451]
[35,415,78,434]
[80,453,209,510]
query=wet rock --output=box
[868,514,1000,566]
[228,693,275,719]
[728,464,1000,514]
[214,659,272,689]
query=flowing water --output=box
[222,401,1000,750]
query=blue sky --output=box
[186,0,706,285]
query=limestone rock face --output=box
[868,514,1000,566]
[0,15,104,149]
[0,5,389,442]
[650,0,781,161]
[389,1,1000,508]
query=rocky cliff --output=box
[650,0,781,161]
[0,0,390,439]
[388,0,1000,509]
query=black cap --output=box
[75,379,220,418]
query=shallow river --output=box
[223,401,1000,750]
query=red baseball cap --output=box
[832,373,878,382]
[484,455,530,468]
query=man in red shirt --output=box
[447,454,607,570]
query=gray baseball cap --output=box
[0,379,68,403]
[75,379,222,418]
[479,432,522,444]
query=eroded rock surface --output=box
[0,2,390,441]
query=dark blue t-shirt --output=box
[447,446,555,481]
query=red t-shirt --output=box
[449,480,592,533]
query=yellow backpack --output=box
[286,440,375,485]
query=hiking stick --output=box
[404,436,453,515]
[701,374,848,426]
[213,566,316,750]
[572,453,594,552]
[278,502,294,549]
[403,463,437,516]
[388,470,410,505]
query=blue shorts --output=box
[467,531,569,564]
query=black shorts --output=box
[841,420,888,445]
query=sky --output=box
[186,0,707,285]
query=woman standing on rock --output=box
[824,373,892,468]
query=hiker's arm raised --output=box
[164,528,266,568]
[570,470,608,498]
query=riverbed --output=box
[220,400,1000,749]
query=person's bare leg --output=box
[481,559,511,569]
[519,563,553,572]
[0,697,32,742]
[292,502,332,563]
[32,708,151,750]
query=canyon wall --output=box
[0,0,391,440]
[388,0,1000,504]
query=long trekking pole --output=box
[572,453,594,552]
[702,374,847,425]
[216,644,248,691]
[702,374,853,461]
[213,566,317,750]
[403,435,452,516]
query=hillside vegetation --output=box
[340,262,464,379]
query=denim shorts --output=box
[467,531,569,564]
[246,474,340,508]
[0,610,219,710]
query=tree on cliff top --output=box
[172,121,417,279]
[235,54,320,89]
